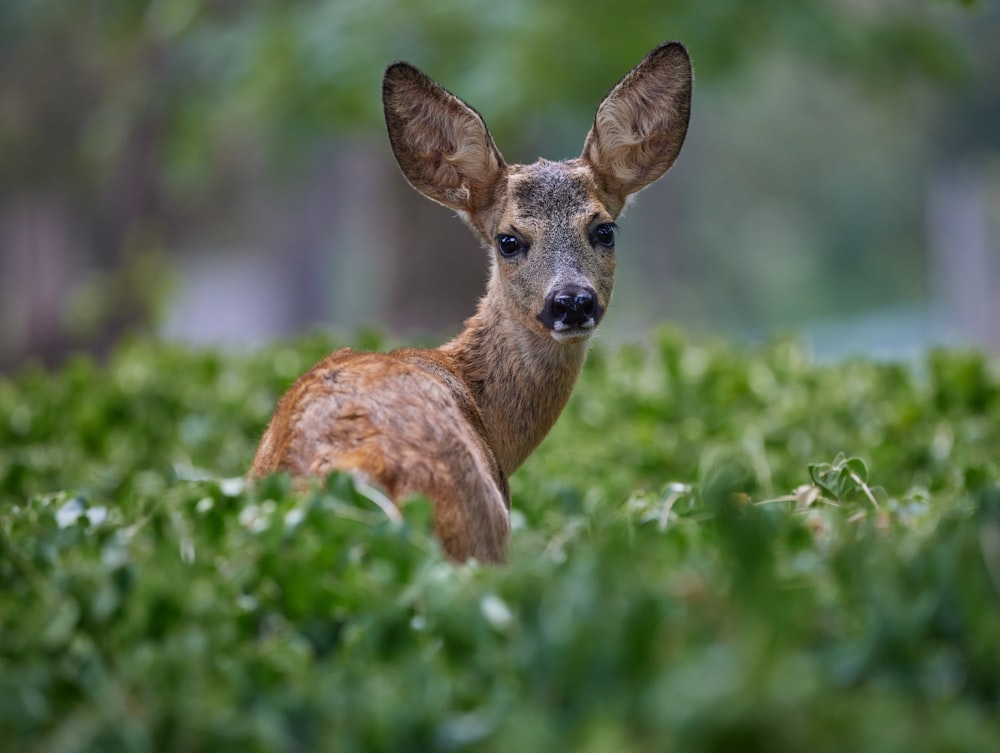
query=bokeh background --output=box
[2,0,998,373]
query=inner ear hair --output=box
[383,62,506,213]
[582,41,692,206]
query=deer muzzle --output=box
[538,284,603,341]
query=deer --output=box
[250,42,692,563]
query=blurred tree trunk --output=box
[0,115,165,371]
[90,111,167,357]
[928,165,1000,353]
[0,198,73,368]
[385,174,486,337]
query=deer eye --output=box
[497,234,525,257]
[593,223,617,248]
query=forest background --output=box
[2,0,998,370]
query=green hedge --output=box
[2,330,999,752]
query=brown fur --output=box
[250,42,693,563]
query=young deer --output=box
[251,42,692,563]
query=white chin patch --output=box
[550,327,594,344]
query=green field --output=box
[2,330,999,752]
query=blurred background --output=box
[1,0,998,373]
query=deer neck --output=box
[439,295,589,477]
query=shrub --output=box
[2,330,999,751]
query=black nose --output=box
[553,291,595,321]
[539,285,602,331]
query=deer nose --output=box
[542,285,602,330]
[553,291,595,320]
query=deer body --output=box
[251,43,692,563]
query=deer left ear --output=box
[582,42,692,214]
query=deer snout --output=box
[538,284,603,339]
[553,290,595,323]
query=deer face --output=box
[486,160,617,343]
[382,42,692,344]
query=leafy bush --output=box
[2,329,999,752]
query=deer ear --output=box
[383,62,506,214]
[582,42,692,213]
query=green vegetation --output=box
[2,331,1000,751]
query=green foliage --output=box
[2,330,1000,751]
[1,0,978,189]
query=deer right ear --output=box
[582,42,693,215]
[383,63,506,214]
